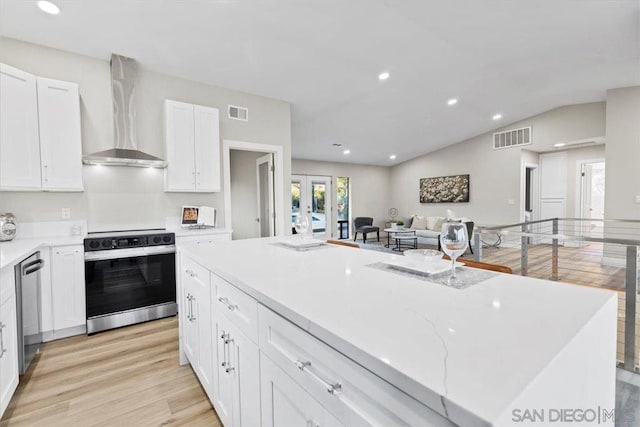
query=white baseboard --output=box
[43,324,86,342]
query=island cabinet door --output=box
[260,353,328,427]
[181,279,197,365]
[212,318,234,427]
[212,312,260,427]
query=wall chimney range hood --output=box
[82,54,167,168]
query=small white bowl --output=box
[403,249,443,264]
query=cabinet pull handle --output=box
[189,295,196,322]
[217,296,238,312]
[185,269,196,278]
[43,165,49,182]
[220,332,228,367]
[224,332,234,374]
[295,359,342,396]
[0,322,6,359]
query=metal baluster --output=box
[551,218,559,281]
[624,245,638,372]
[521,223,528,276]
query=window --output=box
[337,177,349,221]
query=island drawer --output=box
[212,273,259,343]
[181,256,210,284]
[258,305,452,427]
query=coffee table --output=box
[384,228,417,252]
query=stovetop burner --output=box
[84,229,175,252]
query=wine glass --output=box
[440,222,469,285]
[294,214,310,243]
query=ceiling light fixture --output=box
[378,72,390,81]
[37,1,60,15]
[447,98,458,106]
[492,113,503,120]
[389,154,397,160]
[343,149,351,155]
[553,142,566,148]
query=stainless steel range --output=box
[84,229,176,334]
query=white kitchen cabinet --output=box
[213,313,260,427]
[37,78,83,191]
[0,63,83,192]
[180,257,214,397]
[261,353,342,427]
[164,100,220,192]
[0,63,41,190]
[50,245,86,332]
[0,294,19,418]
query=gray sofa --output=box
[397,215,474,253]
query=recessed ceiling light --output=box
[37,1,60,15]
[492,113,503,120]
[378,72,390,81]
[553,142,566,147]
[343,149,351,155]
[389,154,397,160]
[447,98,458,106]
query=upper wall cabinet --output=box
[37,78,83,191]
[0,63,83,192]
[164,100,220,192]
[0,64,41,190]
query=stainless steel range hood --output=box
[83,54,167,168]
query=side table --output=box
[384,228,417,252]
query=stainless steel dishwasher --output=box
[14,252,45,374]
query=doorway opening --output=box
[521,162,539,243]
[291,175,332,239]
[223,140,285,239]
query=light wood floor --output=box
[0,317,221,427]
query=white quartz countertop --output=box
[169,227,232,238]
[0,236,84,270]
[180,237,616,426]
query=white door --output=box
[580,161,605,236]
[193,105,220,192]
[51,246,85,331]
[164,100,196,191]
[256,154,275,237]
[260,353,326,427]
[0,63,41,190]
[37,77,83,191]
[292,175,332,239]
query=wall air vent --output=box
[492,126,532,150]
[228,105,248,121]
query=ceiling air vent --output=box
[492,126,532,150]
[228,105,248,121]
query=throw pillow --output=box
[403,216,414,229]
[433,217,445,231]
[410,215,428,230]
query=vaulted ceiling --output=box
[1,0,638,165]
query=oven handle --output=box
[84,245,176,261]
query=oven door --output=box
[84,246,176,319]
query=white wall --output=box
[0,37,291,232]
[604,86,640,221]
[292,159,391,236]
[230,150,266,240]
[389,102,606,226]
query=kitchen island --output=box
[178,237,617,426]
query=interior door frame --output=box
[256,153,275,237]
[223,140,285,237]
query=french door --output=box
[291,175,332,239]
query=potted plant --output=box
[396,220,404,230]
